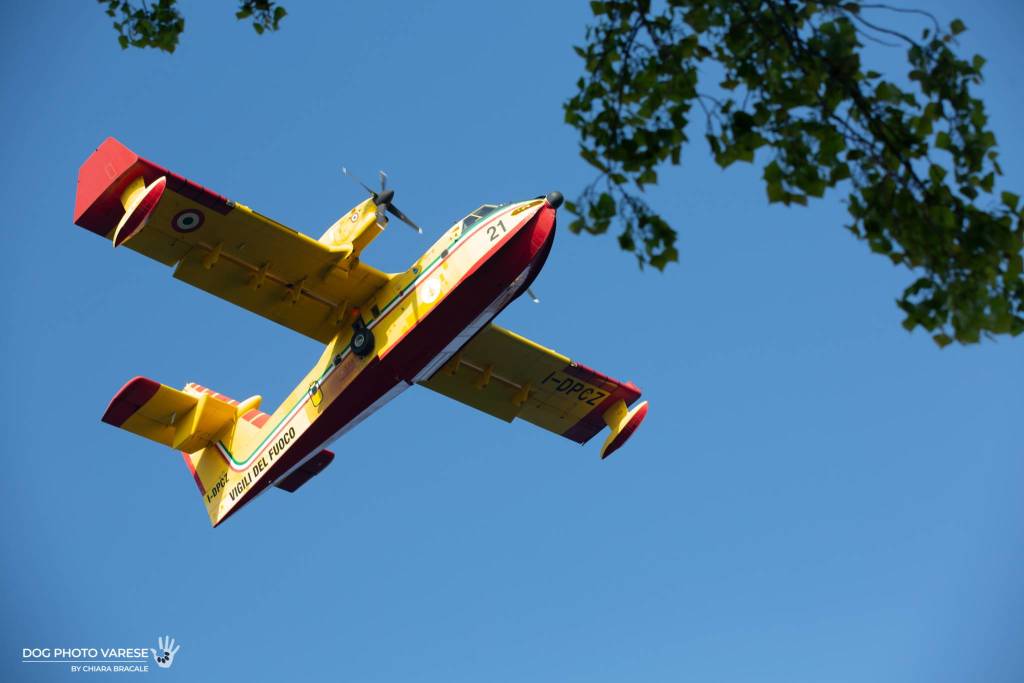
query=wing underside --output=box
[419,324,643,446]
[74,137,390,343]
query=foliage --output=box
[565,0,1024,345]
[98,0,287,53]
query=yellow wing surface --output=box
[100,377,249,454]
[420,324,647,457]
[73,137,389,343]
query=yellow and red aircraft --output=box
[74,138,649,527]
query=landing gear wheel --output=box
[351,326,375,358]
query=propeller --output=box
[341,166,423,234]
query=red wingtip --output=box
[74,137,139,235]
[101,376,161,426]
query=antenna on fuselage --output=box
[341,166,424,234]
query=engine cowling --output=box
[318,196,385,259]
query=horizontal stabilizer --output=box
[102,376,239,453]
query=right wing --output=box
[419,324,648,457]
[73,137,389,343]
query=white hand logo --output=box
[151,635,180,669]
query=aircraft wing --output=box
[419,324,646,455]
[73,137,389,343]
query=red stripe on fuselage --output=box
[182,452,206,495]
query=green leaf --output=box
[637,168,658,186]
[928,164,947,184]
[617,231,635,252]
[950,18,966,35]
[804,178,826,198]
[1001,191,1020,210]
[1007,253,1023,280]
[875,82,900,102]
[979,172,994,193]
[1003,253,1019,280]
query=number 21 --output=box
[486,220,508,242]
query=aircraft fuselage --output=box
[211,198,557,524]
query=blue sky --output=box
[2,1,1022,681]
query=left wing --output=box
[73,137,390,343]
[418,324,648,458]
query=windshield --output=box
[461,204,498,230]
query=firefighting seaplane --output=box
[73,138,648,527]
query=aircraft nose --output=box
[544,191,563,209]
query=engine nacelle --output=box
[318,196,386,259]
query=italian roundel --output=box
[172,209,204,233]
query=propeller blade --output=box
[526,288,541,304]
[387,203,424,234]
[341,166,377,198]
[343,167,423,235]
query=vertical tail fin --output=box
[177,383,270,526]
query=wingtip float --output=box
[74,137,650,527]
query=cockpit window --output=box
[461,204,499,230]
